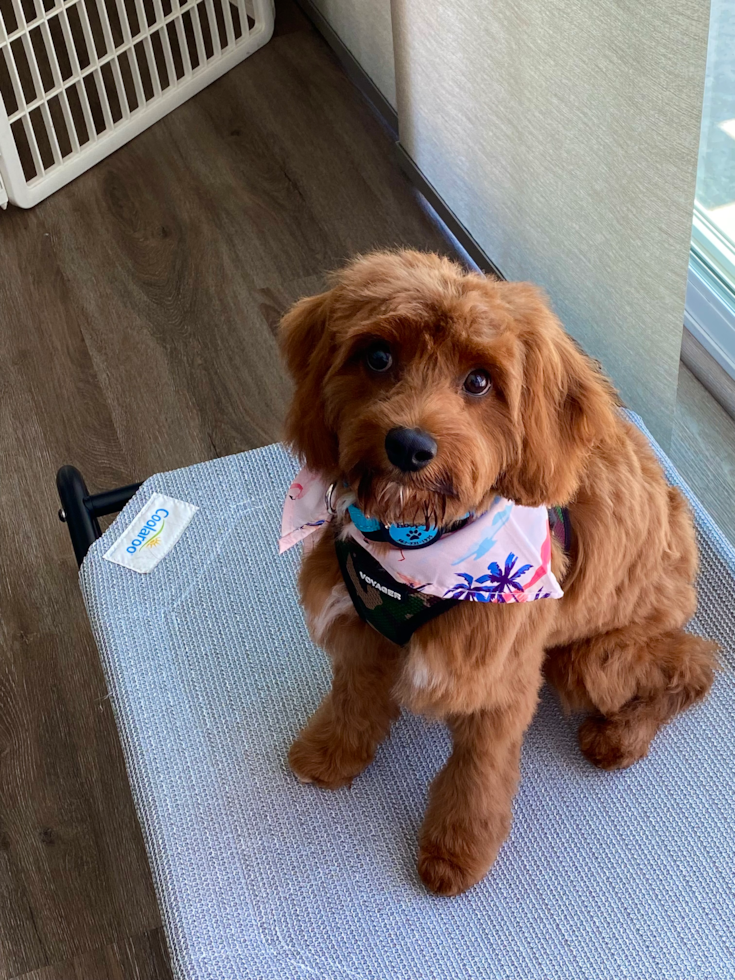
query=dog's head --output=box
[280,250,617,524]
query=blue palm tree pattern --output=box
[486,553,534,596]
[443,572,494,601]
[444,552,534,602]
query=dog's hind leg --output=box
[546,628,717,770]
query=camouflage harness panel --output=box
[334,536,458,646]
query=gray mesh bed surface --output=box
[79,413,735,979]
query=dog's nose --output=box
[385,427,437,472]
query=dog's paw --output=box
[578,715,649,770]
[288,729,373,790]
[417,841,485,897]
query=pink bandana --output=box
[280,468,563,604]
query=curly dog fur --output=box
[280,250,717,896]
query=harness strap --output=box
[548,506,572,554]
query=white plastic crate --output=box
[0,0,273,207]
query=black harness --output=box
[335,507,572,646]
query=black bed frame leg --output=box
[56,465,142,568]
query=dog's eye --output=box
[365,343,393,373]
[463,369,491,395]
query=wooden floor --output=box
[0,5,451,978]
[0,2,733,978]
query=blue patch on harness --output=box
[387,524,440,547]
[347,502,471,550]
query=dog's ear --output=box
[279,290,340,473]
[495,284,618,507]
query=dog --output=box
[279,249,717,896]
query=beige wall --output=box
[391,0,709,447]
[311,0,396,108]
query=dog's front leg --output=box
[289,611,403,790]
[402,605,549,896]
[289,530,403,789]
[417,707,528,896]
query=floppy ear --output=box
[494,285,618,507]
[279,290,340,473]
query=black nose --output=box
[384,427,437,472]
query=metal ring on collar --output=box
[325,482,338,516]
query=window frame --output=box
[685,208,735,383]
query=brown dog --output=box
[279,249,717,896]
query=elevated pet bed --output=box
[57,412,735,979]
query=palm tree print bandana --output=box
[280,467,564,642]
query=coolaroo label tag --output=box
[103,493,198,574]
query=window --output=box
[687,0,735,381]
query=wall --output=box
[391,0,710,447]
[310,0,397,108]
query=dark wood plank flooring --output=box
[15,928,170,980]
[0,4,451,977]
